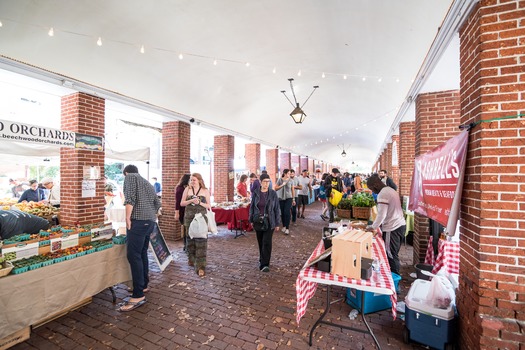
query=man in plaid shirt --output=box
[118,164,161,312]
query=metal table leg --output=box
[308,286,382,349]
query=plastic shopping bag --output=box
[206,210,218,235]
[188,213,208,239]
[329,189,343,207]
[427,275,455,309]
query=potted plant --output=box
[336,198,352,219]
[350,192,375,219]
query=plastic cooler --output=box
[403,279,457,350]
[346,272,401,314]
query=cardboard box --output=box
[331,229,373,279]
[2,241,39,261]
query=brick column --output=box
[291,155,300,173]
[301,157,309,172]
[60,93,105,226]
[159,121,190,241]
[245,143,260,175]
[265,148,279,185]
[391,135,400,188]
[413,90,460,263]
[399,121,415,199]
[308,159,314,174]
[386,142,393,176]
[213,135,235,202]
[280,152,291,172]
[458,3,525,349]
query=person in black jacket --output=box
[324,168,344,223]
[379,170,398,191]
[249,174,281,273]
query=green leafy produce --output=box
[350,192,375,207]
[337,198,352,210]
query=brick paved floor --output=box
[12,201,429,350]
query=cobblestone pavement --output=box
[13,201,429,350]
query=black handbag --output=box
[253,214,269,231]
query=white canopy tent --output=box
[0,141,150,165]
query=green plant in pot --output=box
[350,192,375,219]
[336,198,353,219]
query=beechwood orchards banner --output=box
[408,130,469,236]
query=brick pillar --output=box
[380,149,387,172]
[458,3,525,349]
[308,159,314,174]
[386,142,393,176]
[245,143,260,175]
[399,121,415,199]
[60,93,105,226]
[414,90,460,263]
[291,155,300,173]
[265,148,279,185]
[391,135,400,188]
[159,121,190,241]
[301,157,309,172]
[213,135,235,202]
[280,152,291,172]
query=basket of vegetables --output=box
[350,192,375,219]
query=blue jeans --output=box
[126,219,156,298]
[279,198,293,229]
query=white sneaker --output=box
[284,229,290,235]
[281,227,286,232]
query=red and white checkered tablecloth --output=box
[296,235,397,325]
[424,238,460,275]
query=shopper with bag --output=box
[175,174,191,252]
[249,173,281,272]
[324,168,344,223]
[181,173,211,277]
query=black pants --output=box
[382,225,406,275]
[256,228,274,269]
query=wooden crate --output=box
[352,206,371,220]
[336,208,351,219]
[331,229,373,279]
[0,327,30,350]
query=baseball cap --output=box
[301,169,308,173]
[332,168,340,174]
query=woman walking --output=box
[181,173,211,277]
[175,174,191,251]
[274,169,294,235]
[249,173,281,272]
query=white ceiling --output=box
[0,0,461,171]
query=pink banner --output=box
[408,130,469,235]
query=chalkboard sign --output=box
[149,223,173,271]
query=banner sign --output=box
[0,119,75,148]
[408,130,469,235]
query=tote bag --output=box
[329,189,343,207]
[188,213,208,239]
[206,210,218,234]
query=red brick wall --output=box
[380,150,387,172]
[265,149,279,184]
[245,143,260,175]
[391,134,400,188]
[414,90,460,264]
[301,157,309,172]
[159,121,191,241]
[458,2,525,349]
[308,159,314,174]
[213,135,235,202]
[291,155,300,173]
[399,121,415,199]
[280,152,291,172]
[60,92,105,225]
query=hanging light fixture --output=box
[280,78,319,124]
[338,144,350,157]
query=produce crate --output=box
[331,229,373,279]
[336,208,351,219]
[352,206,371,220]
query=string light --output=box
[140,45,145,54]
[2,19,404,83]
